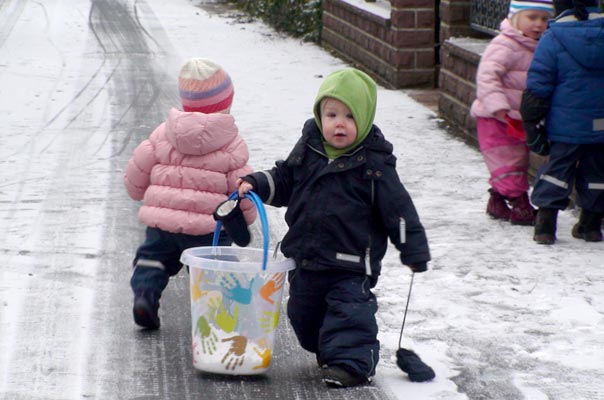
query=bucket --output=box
[181,192,295,375]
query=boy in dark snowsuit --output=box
[236,68,430,387]
[520,0,604,244]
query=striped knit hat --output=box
[508,0,555,17]
[179,58,234,114]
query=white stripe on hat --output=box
[508,0,555,17]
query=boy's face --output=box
[513,10,550,40]
[320,98,357,149]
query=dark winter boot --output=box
[571,210,603,242]
[534,208,558,245]
[486,188,511,221]
[133,289,161,330]
[508,192,536,226]
[321,365,370,388]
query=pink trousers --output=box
[476,117,530,198]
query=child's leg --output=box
[531,142,580,210]
[131,227,182,293]
[571,144,604,241]
[320,273,379,379]
[531,143,581,244]
[286,268,328,355]
[130,227,182,329]
[477,118,531,199]
[575,144,604,214]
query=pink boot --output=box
[486,188,511,220]
[508,192,536,226]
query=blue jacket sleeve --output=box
[526,32,558,99]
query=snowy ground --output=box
[0,0,603,399]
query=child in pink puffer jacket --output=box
[471,0,554,225]
[124,58,255,330]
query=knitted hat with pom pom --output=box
[178,58,234,114]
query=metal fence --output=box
[470,0,511,36]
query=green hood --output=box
[313,68,377,159]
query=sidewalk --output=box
[404,89,440,113]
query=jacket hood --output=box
[164,108,238,155]
[550,12,604,68]
[499,18,540,51]
[313,68,377,154]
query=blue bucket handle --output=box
[212,190,270,270]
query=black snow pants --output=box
[130,226,232,295]
[531,142,604,213]
[287,267,379,378]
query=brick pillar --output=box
[439,0,474,42]
[390,0,436,87]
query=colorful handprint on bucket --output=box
[208,296,239,333]
[260,310,280,333]
[221,335,248,371]
[195,316,218,355]
[259,273,285,304]
[220,273,255,304]
[252,346,272,370]
[191,269,211,301]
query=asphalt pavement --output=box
[78,1,395,399]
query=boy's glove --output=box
[408,263,428,273]
[525,119,550,156]
[520,89,551,156]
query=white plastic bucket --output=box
[181,192,295,375]
[182,246,294,375]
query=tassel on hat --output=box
[179,58,234,114]
[508,0,555,17]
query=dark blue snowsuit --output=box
[523,8,604,213]
[244,119,430,379]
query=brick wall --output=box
[321,0,436,88]
[437,0,488,144]
[439,38,487,145]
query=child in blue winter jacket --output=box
[520,0,604,244]
[236,68,431,387]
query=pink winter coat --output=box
[124,108,255,236]
[470,19,539,121]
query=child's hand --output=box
[236,178,254,198]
